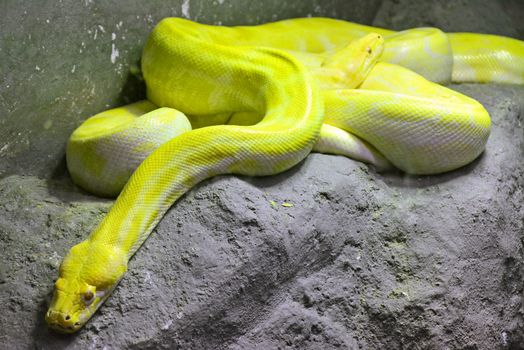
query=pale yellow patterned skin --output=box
[46,17,524,333]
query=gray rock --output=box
[373,0,524,38]
[0,84,523,349]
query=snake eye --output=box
[82,291,95,305]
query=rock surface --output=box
[373,0,524,38]
[0,84,523,349]
[1,0,524,349]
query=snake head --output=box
[45,240,127,333]
[321,32,385,89]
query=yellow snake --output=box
[45,17,524,333]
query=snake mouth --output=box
[48,322,81,334]
[46,321,83,334]
[45,310,84,334]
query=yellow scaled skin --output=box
[46,17,524,333]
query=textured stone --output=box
[373,0,524,38]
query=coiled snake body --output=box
[46,17,524,332]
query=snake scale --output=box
[45,17,524,332]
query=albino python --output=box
[45,17,524,332]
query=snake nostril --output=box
[65,315,70,321]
